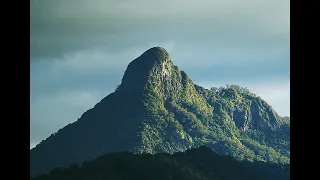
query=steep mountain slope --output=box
[32,146,290,180]
[30,47,290,177]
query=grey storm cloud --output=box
[31,0,289,61]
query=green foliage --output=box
[32,146,289,180]
[138,78,290,164]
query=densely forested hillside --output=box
[30,47,290,177]
[32,146,290,180]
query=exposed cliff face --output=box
[30,47,290,177]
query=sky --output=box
[30,0,290,149]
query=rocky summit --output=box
[30,47,290,177]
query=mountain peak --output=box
[143,46,168,55]
[141,46,169,61]
[118,47,173,93]
[31,46,290,177]
[145,46,168,53]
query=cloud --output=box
[31,0,289,61]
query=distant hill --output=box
[30,47,290,177]
[32,146,289,180]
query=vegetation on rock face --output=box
[30,47,290,177]
[32,146,290,180]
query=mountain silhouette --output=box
[31,146,290,180]
[30,47,290,177]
